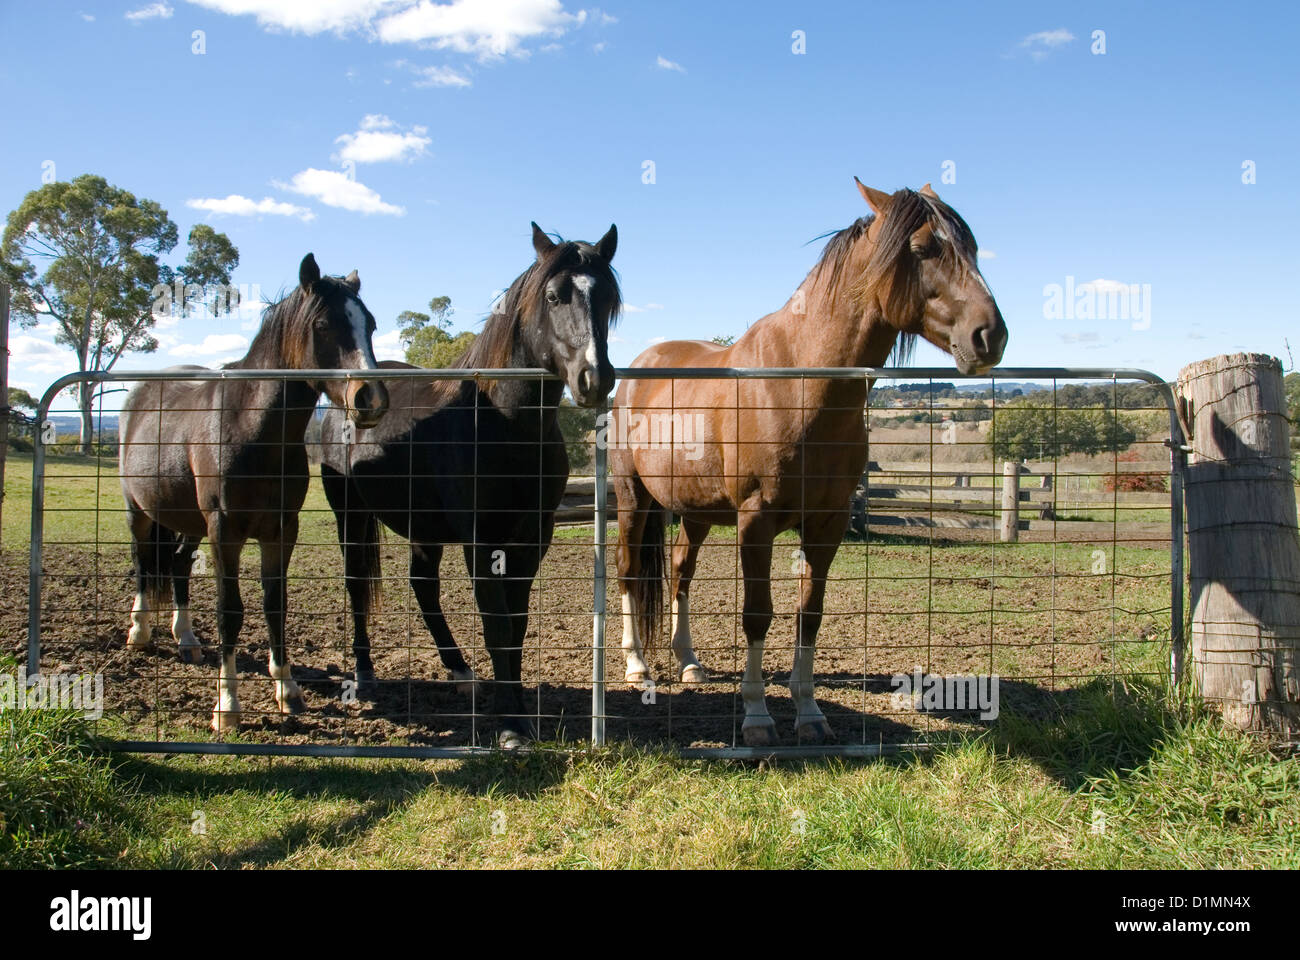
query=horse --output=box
[118,253,390,733]
[612,181,1008,746]
[318,222,619,749]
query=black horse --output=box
[319,223,619,748]
[119,254,389,732]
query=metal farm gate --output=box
[23,366,1187,759]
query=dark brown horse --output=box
[612,182,1007,746]
[319,223,618,749]
[118,254,389,732]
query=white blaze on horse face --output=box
[621,592,651,682]
[344,298,380,370]
[571,274,600,368]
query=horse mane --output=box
[813,188,979,365]
[453,237,622,370]
[225,282,339,370]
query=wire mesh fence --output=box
[16,366,1185,758]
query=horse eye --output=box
[546,290,560,305]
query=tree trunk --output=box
[1177,352,1300,735]
[79,380,94,455]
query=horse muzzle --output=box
[346,380,390,428]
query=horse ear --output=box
[531,222,556,260]
[854,177,891,215]
[595,223,617,262]
[344,269,361,293]
[919,182,939,198]
[299,253,321,290]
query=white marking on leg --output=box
[671,594,703,682]
[740,642,772,726]
[172,604,199,654]
[621,592,650,682]
[789,643,827,729]
[212,652,240,732]
[127,592,152,650]
[268,655,302,712]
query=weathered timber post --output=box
[1177,353,1300,735]
[1000,460,1020,543]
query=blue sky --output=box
[2,0,1297,409]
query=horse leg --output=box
[125,504,156,651]
[670,517,710,683]
[410,542,477,694]
[737,508,778,746]
[789,516,844,744]
[322,464,381,698]
[615,473,654,683]
[209,521,246,733]
[503,545,541,737]
[171,536,204,664]
[465,543,529,749]
[261,525,305,716]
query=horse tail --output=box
[633,502,667,652]
[355,511,384,614]
[134,520,179,610]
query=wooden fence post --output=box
[1177,352,1300,735]
[1000,460,1020,543]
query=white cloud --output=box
[169,334,250,357]
[126,2,174,20]
[1060,332,1101,344]
[656,55,685,73]
[623,303,664,314]
[372,329,405,362]
[410,64,472,87]
[1019,28,1074,60]
[80,12,96,21]
[978,250,996,261]
[187,0,585,58]
[377,0,583,58]
[187,194,316,221]
[647,335,667,345]
[1077,278,1132,294]
[333,117,431,163]
[274,168,405,216]
[185,0,404,35]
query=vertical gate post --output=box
[0,283,8,554]
[1177,353,1300,734]
[1000,460,1021,543]
[591,401,608,747]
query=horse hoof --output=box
[354,670,378,700]
[126,631,153,652]
[625,669,651,685]
[796,718,835,745]
[450,669,478,696]
[211,709,240,733]
[680,664,705,684]
[177,644,203,665]
[742,721,779,748]
[278,694,307,716]
[498,729,530,751]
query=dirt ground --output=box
[4,518,1174,749]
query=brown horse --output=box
[612,181,1007,746]
[118,254,389,732]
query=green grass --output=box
[4,675,1296,868]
